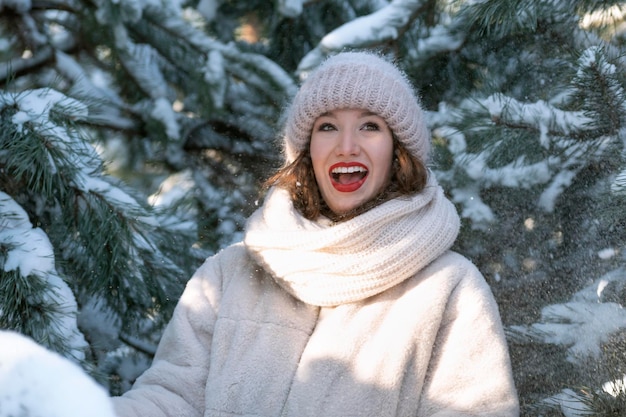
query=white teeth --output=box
[331,166,367,174]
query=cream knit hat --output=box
[283,51,431,164]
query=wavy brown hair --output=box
[264,136,429,222]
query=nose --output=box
[336,129,360,156]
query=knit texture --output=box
[244,175,460,306]
[283,52,431,163]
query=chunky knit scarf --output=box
[244,176,460,307]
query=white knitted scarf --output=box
[244,176,460,307]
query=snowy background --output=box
[1,0,626,416]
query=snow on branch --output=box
[223,49,298,99]
[298,0,427,72]
[1,86,193,321]
[611,167,626,195]
[118,42,171,100]
[0,192,88,360]
[2,87,88,126]
[54,50,137,131]
[449,184,495,229]
[2,88,91,178]
[408,21,465,63]
[112,38,182,140]
[574,46,626,137]
[446,93,617,212]
[2,88,150,214]
[321,0,422,48]
[480,93,595,145]
[277,0,306,18]
[1,192,55,278]
[509,268,626,364]
[54,50,125,108]
[136,6,296,109]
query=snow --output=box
[298,0,421,71]
[0,83,161,374]
[320,2,410,50]
[76,173,147,213]
[542,389,589,417]
[2,88,92,181]
[0,331,116,417]
[611,168,626,195]
[196,0,219,21]
[278,0,304,17]
[534,301,626,360]
[77,298,122,352]
[3,221,52,277]
[0,192,89,361]
[93,0,164,24]
[149,169,196,208]
[151,96,181,139]
[598,247,618,260]
[537,169,577,212]
[0,87,159,224]
[480,94,594,136]
[203,49,226,109]
[432,89,617,217]
[413,23,465,58]
[579,46,615,76]
[0,192,53,276]
[545,376,626,417]
[56,51,116,102]
[6,88,88,132]
[603,374,626,397]
[511,268,626,363]
[450,185,495,228]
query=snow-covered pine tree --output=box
[0,0,296,393]
[419,1,626,414]
[3,0,626,414]
[0,86,201,391]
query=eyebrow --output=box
[317,110,379,118]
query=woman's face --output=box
[310,108,394,216]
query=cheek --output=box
[309,140,327,183]
[377,143,395,179]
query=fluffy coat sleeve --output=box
[417,254,519,416]
[111,248,228,417]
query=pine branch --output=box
[0,46,54,84]
[0,87,197,332]
[298,0,432,72]
[118,332,157,356]
[481,94,596,141]
[462,0,540,39]
[611,168,626,195]
[572,46,626,136]
[0,191,87,360]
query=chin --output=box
[329,201,363,215]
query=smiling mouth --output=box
[329,164,368,192]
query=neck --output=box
[320,188,403,223]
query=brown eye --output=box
[317,122,336,132]
[362,122,380,131]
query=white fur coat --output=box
[112,179,519,416]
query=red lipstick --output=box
[329,162,368,192]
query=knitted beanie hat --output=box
[283,51,430,164]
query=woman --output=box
[112,51,519,417]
